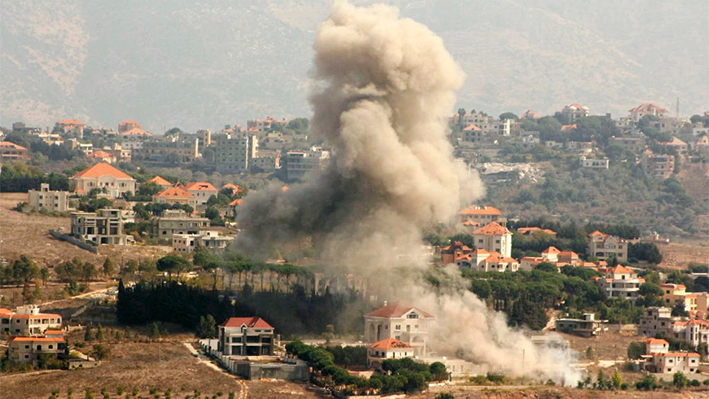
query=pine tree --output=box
[102,258,116,278]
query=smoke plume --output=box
[236,0,576,384]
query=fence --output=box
[49,230,97,253]
[199,340,309,381]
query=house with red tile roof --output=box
[8,335,66,365]
[86,149,116,163]
[471,222,512,258]
[367,338,414,368]
[440,241,473,264]
[0,305,62,336]
[54,119,86,137]
[458,205,503,225]
[184,182,218,206]
[517,227,556,236]
[561,103,590,121]
[218,317,274,356]
[456,249,519,272]
[364,301,435,358]
[118,120,142,133]
[560,124,577,132]
[146,175,173,188]
[153,186,197,208]
[588,230,628,261]
[645,351,700,374]
[70,162,136,197]
[628,103,669,122]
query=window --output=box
[395,325,401,331]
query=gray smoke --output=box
[236,0,577,384]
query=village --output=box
[1,102,708,398]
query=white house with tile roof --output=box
[70,162,136,197]
[364,301,435,357]
[471,222,512,258]
[367,338,415,368]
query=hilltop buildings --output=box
[70,163,136,197]
[218,317,275,356]
[0,141,29,162]
[1,306,66,366]
[27,183,74,212]
[588,230,628,261]
[70,209,133,245]
[364,301,435,358]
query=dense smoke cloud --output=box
[236,0,576,383]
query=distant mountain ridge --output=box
[1,0,707,133]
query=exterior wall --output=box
[641,152,674,179]
[219,325,274,356]
[186,189,218,205]
[589,235,628,260]
[215,135,252,173]
[149,211,210,240]
[639,307,673,336]
[70,209,130,245]
[367,347,414,367]
[650,353,699,374]
[286,150,329,182]
[28,184,73,212]
[173,231,234,253]
[472,232,512,258]
[364,313,434,357]
[8,338,65,365]
[70,175,136,197]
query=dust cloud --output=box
[236,0,577,384]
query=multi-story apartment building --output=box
[555,313,607,337]
[364,301,436,358]
[218,317,274,356]
[70,163,136,197]
[183,182,218,206]
[471,222,512,258]
[246,117,287,133]
[136,138,199,164]
[639,307,673,336]
[588,230,628,261]
[641,150,674,179]
[599,265,643,302]
[561,103,590,121]
[54,119,86,137]
[27,183,74,212]
[70,209,132,245]
[285,149,330,181]
[608,136,645,152]
[149,209,210,241]
[8,335,66,365]
[1,306,63,336]
[214,134,257,173]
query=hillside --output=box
[1,0,707,132]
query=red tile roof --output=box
[656,352,700,357]
[0,141,28,150]
[155,186,194,198]
[517,227,556,235]
[645,338,669,345]
[365,301,434,318]
[458,205,502,216]
[147,176,172,186]
[57,118,85,125]
[72,162,132,179]
[542,246,561,254]
[608,265,635,274]
[120,128,152,136]
[560,124,577,132]
[220,317,273,329]
[370,338,412,349]
[9,336,64,342]
[184,182,218,191]
[463,124,482,131]
[87,150,113,158]
[228,198,242,206]
[629,103,669,114]
[462,220,480,227]
[472,222,510,236]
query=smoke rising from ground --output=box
[236,0,576,384]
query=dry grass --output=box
[0,340,319,399]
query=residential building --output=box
[462,124,483,143]
[226,198,242,219]
[566,141,593,154]
[11,122,41,134]
[8,335,66,365]
[135,138,199,164]
[557,251,581,265]
[521,110,541,120]
[153,186,197,208]
[608,136,645,152]
[641,150,674,179]
[364,301,435,357]
[440,241,473,264]
[457,205,503,225]
[214,134,257,173]
[251,149,281,172]
[0,305,63,336]
[172,231,234,254]
[258,133,292,151]
[599,265,643,302]
[0,141,29,162]
[645,352,700,374]
[645,338,670,355]
[588,230,628,261]
[471,222,512,258]
[86,150,116,164]
[639,307,673,337]
[184,182,218,206]
[118,120,142,133]
[561,103,590,121]
[560,124,577,132]
[555,313,607,337]
[27,183,74,212]
[286,148,330,181]
[149,209,210,241]
[672,319,709,348]
[367,338,415,368]
[579,156,609,169]
[455,249,519,272]
[146,175,173,188]
[70,209,132,245]
[628,103,669,122]
[661,137,688,156]
[70,163,136,197]
[218,317,274,356]
[246,117,287,133]
[54,119,86,137]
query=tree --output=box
[499,112,518,121]
[639,283,664,299]
[612,369,622,389]
[156,254,192,280]
[102,258,116,278]
[435,394,454,399]
[96,324,105,341]
[534,262,557,273]
[91,344,111,360]
[673,371,688,389]
[198,315,217,339]
[40,267,49,286]
[690,114,702,124]
[627,341,646,359]
[430,362,448,381]
[457,108,466,127]
[12,255,40,284]
[136,181,161,196]
[671,302,689,317]
[585,346,594,360]
[84,325,94,342]
[149,322,161,341]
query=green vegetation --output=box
[0,161,70,192]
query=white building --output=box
[471,222,512,258]
[364,301,435,358]
[579,156,609,169]
[27,183,74,212]
[70,162,136,197]
[184,182,219,206]
[456,249,519,272]
[588,230,628,261]
[599,265,643,302]
[367,338,415,368]
[172,231,234,254]
[0,305,63,336]
[286,148,330,182]
[217,317,274,356]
